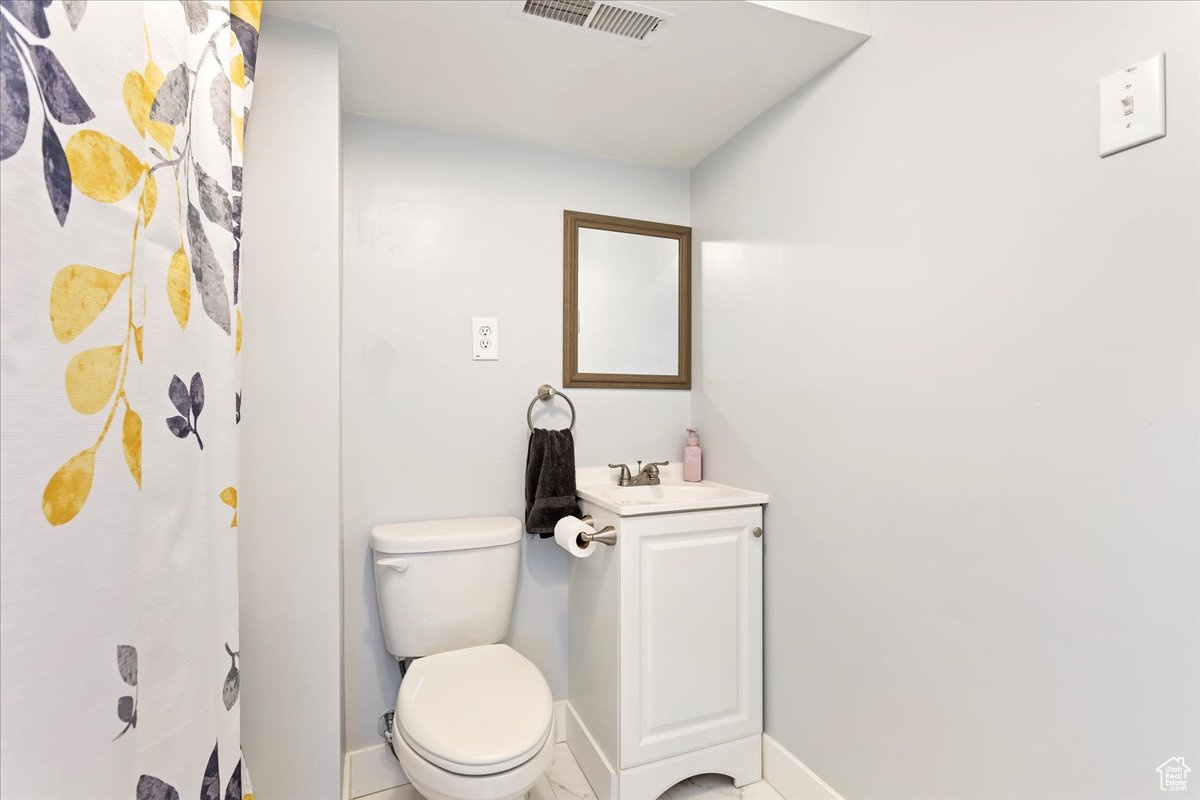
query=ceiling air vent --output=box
[514,0,671,45]
[586,3,663,40]
[521,0,594,27]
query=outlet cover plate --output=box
[1099,53,1166,157]
[473,317,499,361]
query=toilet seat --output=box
[391,712,555,800]
[396,644,554,777]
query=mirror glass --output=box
[564,211,691,389]
[576,228,678,376]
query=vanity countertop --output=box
[575,464,768,517]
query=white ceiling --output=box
[266,0,869,168]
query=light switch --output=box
[1099,53,1166,157]
[472,317,499,361]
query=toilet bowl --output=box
[370,517,554,800]
[391,644,554,800]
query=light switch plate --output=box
[1099,53,1166,157]
[472,317,499,361]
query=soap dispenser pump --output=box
[683,427,702,482]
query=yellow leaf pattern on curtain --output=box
[140,170,157,224]
[220,486,238,527]
[168,246,192,330]
[230,0,262,30]
[233,111,244,151]
[65,130,146,202]
[42,447,97,526]
[64,344,123,415]
[230,55,246,89]
[49,265,126,343]
[122,405,143,488]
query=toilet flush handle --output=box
[378,558,408,573]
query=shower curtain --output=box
[0,1,261,797]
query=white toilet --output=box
[371,516,554,800]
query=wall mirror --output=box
[563,211,691,389]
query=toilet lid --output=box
[396,644,554,776]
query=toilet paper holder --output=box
[578,515,617,547]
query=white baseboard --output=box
[762,734,844,800]
[346,742,408,799]
[565,701,617,800]
[555,699,567,744]
[345,700,569,799]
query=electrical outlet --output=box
[472,317,499,361]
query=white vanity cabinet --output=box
[566,497,764,800]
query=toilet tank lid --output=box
[370,516,522,554]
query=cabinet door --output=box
[619,506,763,768]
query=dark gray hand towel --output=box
[525,428,582,537]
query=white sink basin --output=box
[575,465,768,517]
[602,484,723,504]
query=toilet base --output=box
[391,717,555,800]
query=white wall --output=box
[341,116,691,753]
[748,1,872,36]
[239,16,343,799]
[691,2,1199,798]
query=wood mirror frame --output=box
[563,210,692,390]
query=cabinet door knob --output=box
[753,526,763,538]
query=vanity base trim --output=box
[566,701,760,800]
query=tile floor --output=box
[360,742,784,800]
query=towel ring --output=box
[527,384,576,431]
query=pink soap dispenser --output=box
[683,427,702,482]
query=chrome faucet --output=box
[609,460,669,487]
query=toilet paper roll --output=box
[554,516,596,558]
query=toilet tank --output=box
[370,516,522,658]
